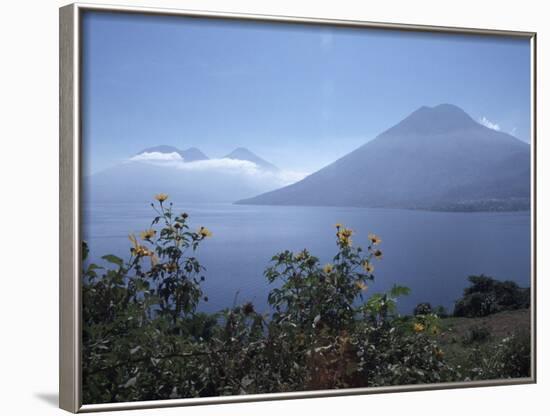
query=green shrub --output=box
[453,275,530,317]
[497,331,531,378]
[461,331,531,380]
[414,302,432,316]
[433,305,449,318]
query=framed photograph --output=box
[59,3,537,412]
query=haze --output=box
[81,12,531,176]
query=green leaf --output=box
[390,284,411,298]
[101,254,124,267]
[87,263,103,271]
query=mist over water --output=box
[83,202,531,315]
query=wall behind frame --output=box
[0,0,547,415]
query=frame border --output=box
[59,2,537,413]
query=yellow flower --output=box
[140,229,156,240]
[295,250,307,261]
[154,193,169,202]
[133,245,152,257]
[339,236,352,246]
[368,233,382,246]
[413,323,425,333]
[340,228,353,238]
[337,227,353,247]
[373,249,383,260]
[355,281,368,291]
[323,263,333,274]
[129,234,152,257]
[362,261,374,274]
[335,223,343,229]
[198,226,212,238]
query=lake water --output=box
[83,202,531,314]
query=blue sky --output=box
[82,11,531,175]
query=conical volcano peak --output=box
[431,103,476,120]
[238,102,529,211]
[224,148,279,171]
[180,147,209,162]
[384,104,478,137]
[411,104,472,118]
[432,103,468,112]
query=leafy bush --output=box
[414,302,432,316]
[496,330,532,378]
[460,330,531,380]
[432,305,449,318]
[81,196,530,404]
[453,275,530,317]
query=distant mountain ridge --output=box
[137,145,209,162]
[237,104,530,212]
[135,145,279,170]
[86,146,282,204]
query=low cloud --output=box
[479,116,501,131]
[174,158,260,175]
[128,156,308,187]
[130,151,183,162]
[276,169,310,184]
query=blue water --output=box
[83,202,531,315]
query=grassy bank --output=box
[437,309,531,379]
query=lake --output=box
[83,202,531,314]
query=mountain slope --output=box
[180,147,209,162]
[237,104,530,211]
[224,148,279,171]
